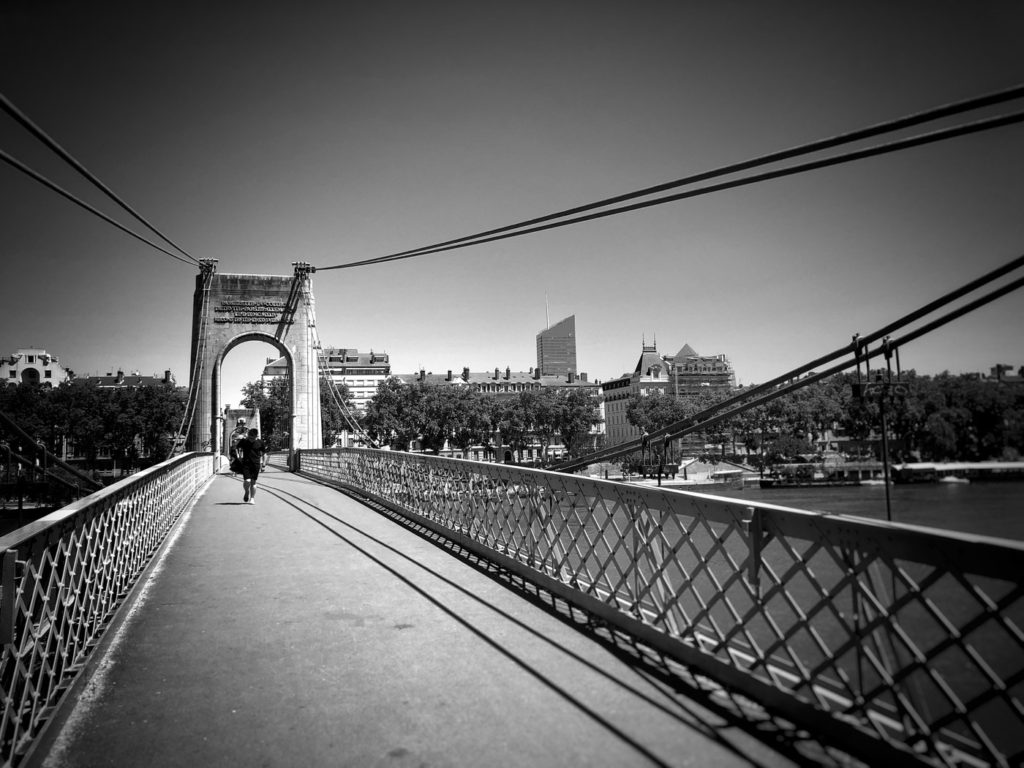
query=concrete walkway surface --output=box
[29,467,803,768]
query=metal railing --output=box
[0,453,214,766]
[299,447,1024,768]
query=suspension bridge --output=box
[1,86,1023,767]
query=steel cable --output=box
[168,269,214,457]
[316,84,1024,271]
[320,110,1024,271]
[299,283,378,446]
[0,91,200,265]
[554,253,1024,471]
[0,149,196,267]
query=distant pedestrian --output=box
[228,417,248,473]
[235,428,267,504]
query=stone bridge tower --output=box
[187,260,322,454]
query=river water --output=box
[710,481,1024,541]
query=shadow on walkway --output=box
[29,467,855,768]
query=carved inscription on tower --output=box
[213,299,292,325]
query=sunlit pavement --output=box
[31,467,799,768]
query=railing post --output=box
[630,499,640,616]
[1,549,18,647]
[743,506,764,596]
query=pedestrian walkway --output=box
[30,467,800,768]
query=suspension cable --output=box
[298,281,378,446]
[0,149,196,267]
[657,270,1024,454]
[319,110,1024,271]
[316,85,1024,271]
[0,91,200,265]
[554,252,1024,471]
[168,266,214,457]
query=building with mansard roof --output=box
[601,342,672,448]
[664,343,736,395]
[601,340,735,451]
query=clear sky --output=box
[2,1,1023,410]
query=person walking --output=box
[235,428,267,504]
[228,417,248,474]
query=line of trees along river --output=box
[628,370,1024,467]
[3,367,1020,471]
[241,368,1024,467]
[0,379,185,471]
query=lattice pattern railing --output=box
[299,448,1024,768]
[0,453,214,766]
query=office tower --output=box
[536,315,577,377]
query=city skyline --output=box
[2,3,1023,409]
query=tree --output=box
[2,380,186,471]
[449,389,493,458]
[626,391,687,435]
[362,378,420,450]
[240,378,291,450]
[525,389,561,460]
[416,384,463,453]
[50,380,106,468]
[320,377,354,447]
[553,388,601,459]
[134,384,188,461]
[103,388,141,472]
[765,434,812,464]
[493,393,531,462]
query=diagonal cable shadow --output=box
[260,482,681,768]
[261,477,857,768]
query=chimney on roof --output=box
[504,366,510,380]
[567,372,576,383]
[533,367,540,380]
[580,372,588,382]
[446,370,452,382]
[494,368,499,380]
[462,367,470,381]
[163,369,172,383]
[419,368,425,381]
[116,369,124,384]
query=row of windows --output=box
[324,367,389,376]
[7,369,52,378]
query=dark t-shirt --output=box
[236,437,265,470]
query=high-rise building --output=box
[536,315,577,377]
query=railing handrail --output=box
[0,451,215,766]
[300,447,1024,574]
[298,446,1024,768]
[0,451,211,554]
